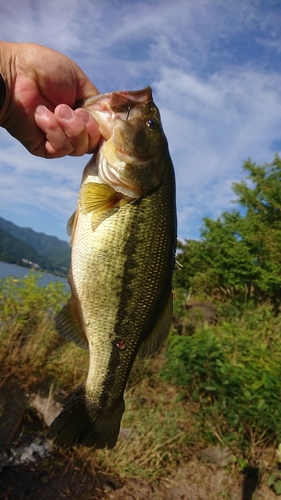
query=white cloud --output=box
[0,128,84,230]
[1,0,281,241]
[151,66,281,238]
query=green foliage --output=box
[0,272,75,386]
[268,444,281,494]
[0,271,67,320]
[268,473,281,495]
[173,239,206,291]
[162,305,281,456]
[1,270,281,481]
[175,155,281,302]
[0,274,194,480]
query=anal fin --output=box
[55,297,88,350]
[138,291,173,358]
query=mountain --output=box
[0,216,70,276]
[0,228,53,269]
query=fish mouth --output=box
[83,88,154,198]
[109,87,152,114]
[115,146,150,164]
[84,87,152,114]
[82,87,153,139]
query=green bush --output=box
[162,306,281,455]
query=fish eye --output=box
[146,118,158,130]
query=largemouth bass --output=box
[47,87,177,449]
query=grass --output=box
[0,273,88,390]
[0,273,196,480]
[1,272,281,488]
[92,381,192,479]
[163,296,281,466]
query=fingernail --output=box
[59,106,74,121]
[76,109,90,124]
[35,105,50,117]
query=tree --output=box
[175,155,281,300]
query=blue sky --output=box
[1,0,281,242]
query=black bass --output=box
[47,87,177,449]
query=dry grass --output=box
[0,273,197,480]
[0,274,88,390]
[1,273,280,495]
[86,370,199,480]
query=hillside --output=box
[0,228,52,269]
[0,216,70,275]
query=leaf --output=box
[274,480,281,495]
[257,399,265,411]
[267,473,276,487]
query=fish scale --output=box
[47,87,177,449]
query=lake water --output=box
[0,261,69,288]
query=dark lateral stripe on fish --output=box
[97,179,176,408]
[91,202,146,409]
[48,88,177,451]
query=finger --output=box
[74,108,100,153]
[34,105,75,158]
[55,105,100,154]
[34,104,100,158]
[54,105,89,156]
[52,105,100,156]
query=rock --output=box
[29,394,63,427]
[173,301,217,336]
[198,446,235,467]
[0,384,26,449]
[9,439,52,466]
[119,428,138,442]
[186,301,217,326]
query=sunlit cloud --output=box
[1,0,281,241]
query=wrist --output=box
[0,41,15,126]
[0,74,5,110]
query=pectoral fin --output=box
[138,291,173,358]
[79,182,121,214]
[55,297,88,350]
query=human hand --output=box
[0,41,100,158]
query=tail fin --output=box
[46,385,124,449]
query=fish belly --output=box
[47,171,175,449]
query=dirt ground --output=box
[0,452,277,500]
[0,384,277,500]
